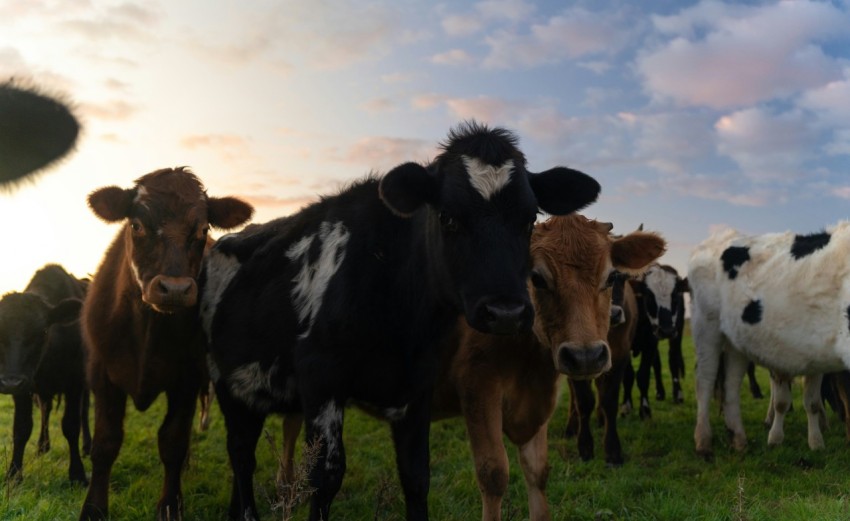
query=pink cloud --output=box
[638,1,849,108]
[430,49,475,66]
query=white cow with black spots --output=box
[689,223,850,459]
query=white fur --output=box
[200,250,242,343]
[643,264,678,327]
[690,221,850,454]
[313,401,343,471]
[462,156,514,200]
[129,260,144,291]
[227,359,295,412]
[287,221,350,339]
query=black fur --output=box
[720,246,750,280]
[791,231,831,260]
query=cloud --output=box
[180,134,252,162]
[715,107,815,182]
[481,7,636,69]
[637,1,849,109]
[79,99,138,121]
[239,193,318,212]
[331,136,438,171]
[832,186,850,200]
[440,0,535,36]
[360,98,395,113]
[430,49,475,66]
[59,3,162,43]
[800,69,850,125]
[411,93,448,110]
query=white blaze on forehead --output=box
[287,221,350,338]
[644,265,678,316]
[133,185,150,209]
[200,249,241,343]
[462,155,514,200]
[313,401,343,470]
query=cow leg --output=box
[390,396,430,521]
[217,384,265,521]
[572,378,595,462]
[155,384,198,521]
[669,335,685,404]
[721,349,749,452]
[198,380,214,432]
[518,425,551,521]
[653,344,665,401]
[766,373,791,446]
[747,362,763,399]
[6,393,33,483]
[620,362,635,416]
[692,311,722,460]
[636,341,657,419]
[833,372,850,441]
[81,390,92,457]
[462,389,508,521]
[305,399,347,521]
[62,387,88,485]
[563,382,579,438]
[598,358,626,467]
[802,374,826,450]
[277,413,304,486]
[36,393,52,454]
[81,376,127,521]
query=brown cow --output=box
[79,167,252,521]
[276,214,665,521]
[564,272,639,466]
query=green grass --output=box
[3,329,850,520]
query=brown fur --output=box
[79,168,252,521]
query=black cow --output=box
[200,121,600,521]
[0,81,79,188]
[621,264,688,419]
[0,264,90,485]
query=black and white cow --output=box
[200,122,600,521]
[620,264,688,418]
[691,224,850,458]
[0,264,90,485]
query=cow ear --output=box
[47,298,82,326]
[88,186,133,222]
[611,232,667,274]
[379,162,437,217]
[529,167,600,216]
[209,196,254,230]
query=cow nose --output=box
[148,275,198,309]
[471,297,534,335]
[0,375,28,393]
[557,342,611,379]
[610,305,624,327]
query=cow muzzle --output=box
[610,305,625,327]
[468,296,534,335]
[144,275,199,312]
[0,374,32,394]
[556,341,612,380]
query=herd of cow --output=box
[2,81,850,521]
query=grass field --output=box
[2,327,850,520]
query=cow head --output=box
[0,293,81,394]
[379,121,601,335]
[638,264,689,339]
[88,167,254,313]
[529,215,666,379]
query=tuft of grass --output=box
[2,326,850,520]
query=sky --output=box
[1,0,849,295]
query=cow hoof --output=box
[605,456,624,468]
[656,391,665,401]
[79,503,108,521]
[619,403,632,417]
[639,406,652,420]
[70,472,89,487]
[674,391,684,404]
[751,389,764,399]
[696,449,714,463]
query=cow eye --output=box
[130,219,145,236]
[530,270,549,290]
[439,212,459,233]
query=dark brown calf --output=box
[79,167,252,521]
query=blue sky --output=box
[1,0,849,294]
